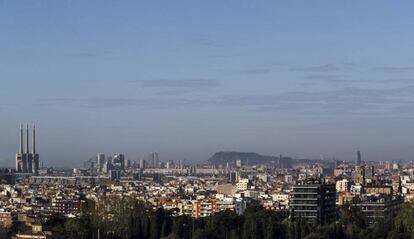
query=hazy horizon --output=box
[2,1,414,167]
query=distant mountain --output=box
[207,151,330,167]
[207,151,279,165]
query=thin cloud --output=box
[40,97,207,110]
[303,75,342,81]
[238,68,270,75]
[303,75,414,84]
[207,53,247,58]
[156,90,193,96]
[190,35,246,48]
[292,64,339,72]
[373,66,414,73]
[67,52,100,58]
[37,86,414,116]
[383,78,414,83]
[132,79,219,89]
[216,86,414,115]
[66,49,115,58]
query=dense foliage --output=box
[5,197,414,239]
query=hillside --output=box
[207,151,329,167]
[207,151,279,165]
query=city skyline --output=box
[3,125,405,169]
[3,1,414,166]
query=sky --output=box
[2,1,414,167]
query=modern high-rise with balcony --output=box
[290,179,337,225]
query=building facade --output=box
[352,195,403,225]
[290,179,337,224]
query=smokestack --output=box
[26,124,29,154]
[19,124,23,154]
[32,125,36,155]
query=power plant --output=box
[15,124,39,175]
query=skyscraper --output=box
[97,153,106,172]
[112,154,125,171]
[149,152,159,168]
[139,159,146,169]
[15,124,39,174]
[357,151,362,166]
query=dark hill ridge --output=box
[207,151,327,166]
[207,151,280,165]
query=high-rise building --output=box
[97,153,106,173]
[149,152,159,168]
[112,154,125,170]
[290,179,337,225]
[357,150,362,166]
[139,159,146,169]
[176,159,183,169]
[16,124,39,175]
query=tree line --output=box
[5,195,414,239]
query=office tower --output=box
[112,154,125,170]
[154,152,159,168]
[290,179,337,225]
[236,159,242,168]
[139,159,146,169]
[149,152,159,168]
[177,159,183,169]
[357,151,362,166]
[16,124,39,174]
[97,153,106,172]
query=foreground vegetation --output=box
[4,196,414,239]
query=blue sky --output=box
[2,1,414,167]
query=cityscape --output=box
[0,125,411,238]
[3,1,414,239]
